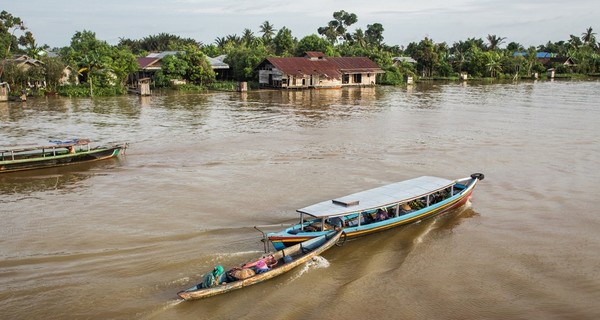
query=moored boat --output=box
[177,230,343,301]
[266,173,484,250]
[0,139,127,173]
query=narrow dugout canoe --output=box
[177,230,343,301]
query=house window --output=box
[342,74,350,84]
[353,74,362,83]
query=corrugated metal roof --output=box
[262,53,383,79]
[328,57,385,73]
[207,56,229,69]
[266,57,343,79]
[297,176,454,217]
[137,57,160,69]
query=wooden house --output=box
[538,57,576,68]
[255,52,384,89]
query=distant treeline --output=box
[1,9,598,96]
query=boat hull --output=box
[177,230,342,301]
[268,175,481,250]
[0,147,124,173]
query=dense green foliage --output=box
[0,9,599,96]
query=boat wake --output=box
[288,255,330,282]
[413,201,472,245]
[141,299,183,320]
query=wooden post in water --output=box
[138,78,151,96]
[0,83,8,102]
[238,81,247,92]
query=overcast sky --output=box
[3,0,599,49]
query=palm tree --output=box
[569,34,582,50]
[241,28,255,47]
[486,34,506,51]
[214,37,226,49]
[352,28,366,48]
[581,27,597,46]
[259,21,276,42]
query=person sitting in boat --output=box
[375,208,389,221]
[242,255,277,274]
[187,265,226,291]
[326,217,344,229]
[67,146,76,154]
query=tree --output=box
[317,10,358,44]
[485,51,502,77]
[0,10,27,79]
[365,23,384,48]
[295,34,334,56]
[506,41,524,52]
[259,21,276,46]
[154,54,188,87]
[225,45,269,81]
[0,10,26,59]
[581,27,597,48]
[179,46,215,85]
[406,37,439,77]
[273,27,295,56]
[350,28,366,48]
[41,56,67,92]
[486,34,506,51]
[241,28,256,47]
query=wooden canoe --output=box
[177,230,343,301]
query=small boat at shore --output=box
[265,173,484,250]
[0,139,127,174]
[177,230,343,301]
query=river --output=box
[1,80,599,319]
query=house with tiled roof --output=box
[255,52,384,89]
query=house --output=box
[134,51,231,82]
[10,54,44,70]
[207,55,232,80]
[538,57,576,68]
[1,55,45,88]
[255,52,384,89]
[513,52,554,58]
[392,56,417,65]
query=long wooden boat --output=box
[177,230,343,301]
[266,173,484,250]
[0,139,127,174]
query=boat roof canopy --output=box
[297,176,454,218]
[0,139,91,153]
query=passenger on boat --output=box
[346,214,365,227]
[401,203,412,212]
[242,255,277,274]
[67,146,76,154]
[188,265,226,291]
[326,217,344,229]
[375,209,389,221]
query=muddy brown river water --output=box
[1,80,599,319]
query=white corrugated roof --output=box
[297,176,453,218]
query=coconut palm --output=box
[259,21,276,42]
[581,27,596,46]
[487,34,506,51]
